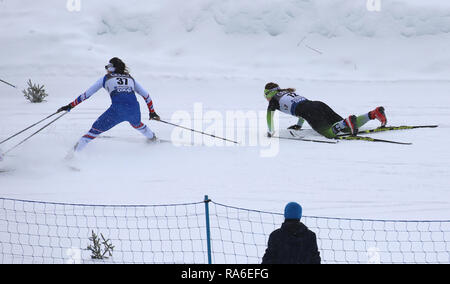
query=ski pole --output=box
[156,119,239,144]
[0,78,17,89]
[0,111,60,145]
[2,111,69,156]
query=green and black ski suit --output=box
[266,90,371,138]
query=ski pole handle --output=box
[157,119,239,144]
[0,112,60,145]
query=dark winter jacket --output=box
[262,220,321,264]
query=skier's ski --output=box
[99,135,174,144]
[334,135,412,145]
[338,125,438,137]
[289,130,409,144]
[99,135,198,146]
[273,132,338,144]
[275,136,338,144]
[67,166,81,172]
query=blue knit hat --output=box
[284,202,302,220]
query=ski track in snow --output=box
[1,79,449,220]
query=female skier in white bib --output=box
[264,82,387,138]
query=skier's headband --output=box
[264,87,279,99]
[105,63,116,72]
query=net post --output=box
[204,195,212,264]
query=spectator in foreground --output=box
[262,202,321,264]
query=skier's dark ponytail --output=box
[264,82,296,93]
[281,87,296,93]
[109,57,129,75]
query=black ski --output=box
[275,136,338,144]
[338,125,438,137]
[334,135,412,145]
[275,131,338,144]
[289,130,410,145]
[68,166,81,172]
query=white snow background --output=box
[1,0,450,220]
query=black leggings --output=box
[295,101,343,135]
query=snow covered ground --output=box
[1,0,450,220]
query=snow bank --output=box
[76,0,450,38]
[1,0,450,81]
[151,0,450,38]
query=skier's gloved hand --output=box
[288,124,302,131]
[149,112,160,121]
[57,104,72,113]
